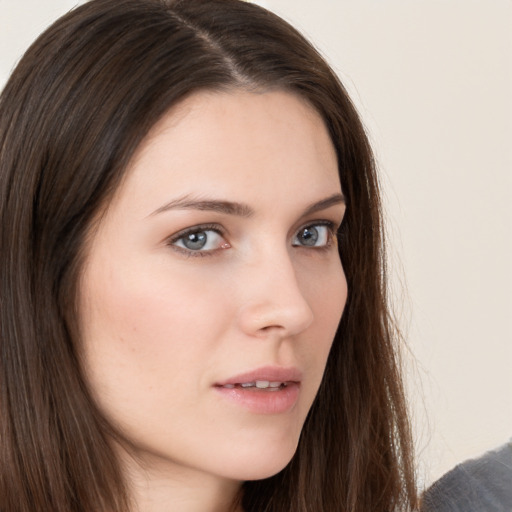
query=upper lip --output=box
[215,365,302,386]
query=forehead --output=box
[114,89,340,215]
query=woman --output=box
[0,0,417,510]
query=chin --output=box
[240,460,294,481]
[220,436,299,482]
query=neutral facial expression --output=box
[79,90,347,484]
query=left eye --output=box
[292,224,332,247]
[172,228,225,252]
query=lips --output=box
[221,381,287,390]
[214,365,302,389]
[213,366,302,414]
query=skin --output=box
[79,90,347,512]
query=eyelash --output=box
[167,223,226,258]
[166,221,340,258]
[292,221,338,251]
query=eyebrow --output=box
[150,192,345,218]
[302,193,345,216]
[150,195,254,217]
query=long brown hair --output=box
[0,0,417,510]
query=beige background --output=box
[1,0,511,489]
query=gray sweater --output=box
[421,440,512,512]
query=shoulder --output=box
[421,440,512,512]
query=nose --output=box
[236,248,314,338]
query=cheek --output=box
[81,265,219,361]
[78,261,235,462]
[305,256,347,337]
[297,257,347,394]
[78,256,228,408]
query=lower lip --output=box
[214,383,300,414]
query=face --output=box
[79,90,347,485]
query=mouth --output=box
[213,366,302,413]
[215,365,302,387]
[217,381,293,391]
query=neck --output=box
[120,450,243,512]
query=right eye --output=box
[169,226,230,255]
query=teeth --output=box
[221,381,286,389]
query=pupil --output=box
[300,226,318,246]
[184,231,207,250]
